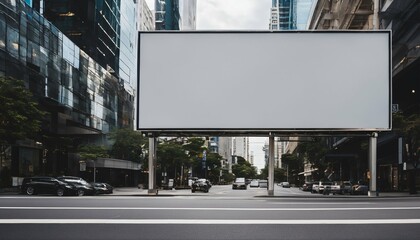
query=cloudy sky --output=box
[144,0,271,171]
[146,0,272,30]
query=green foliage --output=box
[232,156,257,179]
[0,76,45,145]
[258,167,286,183]
[78,145,109,160]
[206,152,223,184]
[108,128,146,162]
[297,138,329,174]
[157,141,188,169]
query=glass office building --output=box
[270,0,313,30]
[0,1,133,180]
[155,0,180,30]
[270,0,297,30]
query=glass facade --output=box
[155,0,180,30]
[296,0,313,30]
[0,1,134,177]
[270,0,297,30]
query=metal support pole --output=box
[268,136,275,196]
[148,137,158,195]
[368,133,378,197]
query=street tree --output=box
[0,76,45,186]
[232,156,257,179]
[108,128,147,162]
[157,140,188,186]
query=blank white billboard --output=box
[137,31,391,134]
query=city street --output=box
[1,185,420,240]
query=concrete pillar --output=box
[368,133,378,197]
[268,136,275,196]
[148,137,158,195]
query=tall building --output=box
[296,0,313,30]
[138,0,155,31]
[40,0,138,128]
[179,0,196,30]
[155,0,196,30]
[155,0,180,30]
[232,137,249,161]
[0,1,140,187]
[306,0,420,191]
[270,0,297,30]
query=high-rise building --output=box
[179,0,196,30]
[0,1,140,187]
[42,0,138,95]
[138,0,155,31]
[232,137,249,161]
[270,0,297,30]
[155,0,196,30]
[296,0,313,30]
[155,0,180,30]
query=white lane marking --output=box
[270,202,373,205]
[0,219,420,224]
[1,206,420,211]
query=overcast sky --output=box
[145,0,271,30]
[144,0,271,171]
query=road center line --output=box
[1,206,420,211]
[1,219,420,224]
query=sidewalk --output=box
[2,186,420,198]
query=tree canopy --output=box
[108,128,147,162]
[0,76,44,145]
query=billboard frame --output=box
[136,30,392,136]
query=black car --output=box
[21,176,77,196]
[191,179,210,193]
[57,176,95,196]
[91,182,114,194]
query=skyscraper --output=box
[270,0,297,30]
[179,0,197,30]
[40,0,139,130]
[155,0,196,30]
[0,1,143,187]
[138,0,155,31]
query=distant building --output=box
[138,0,155,31]
[232,137,249,162]
[155,0,180,30]
[179,0,197,30]
[155,0,196,30]
[270,0,296,30]
[270,0,313,30]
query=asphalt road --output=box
[1,185,420,240]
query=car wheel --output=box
[77,189,85,196]
[26,186,35,195]
[56,188,64,196]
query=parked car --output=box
[21,176,77,196]
[57,176,95,196]
[340,181,353,194]
[250,179,259,188]
[351,181,369,195]
[301,182,315,192]
[232,177,247,190]
[91,182,113,194]
[311,182,319,193]
[278,182,290,188]
[258,179,268,189]
[191,179,211,193]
